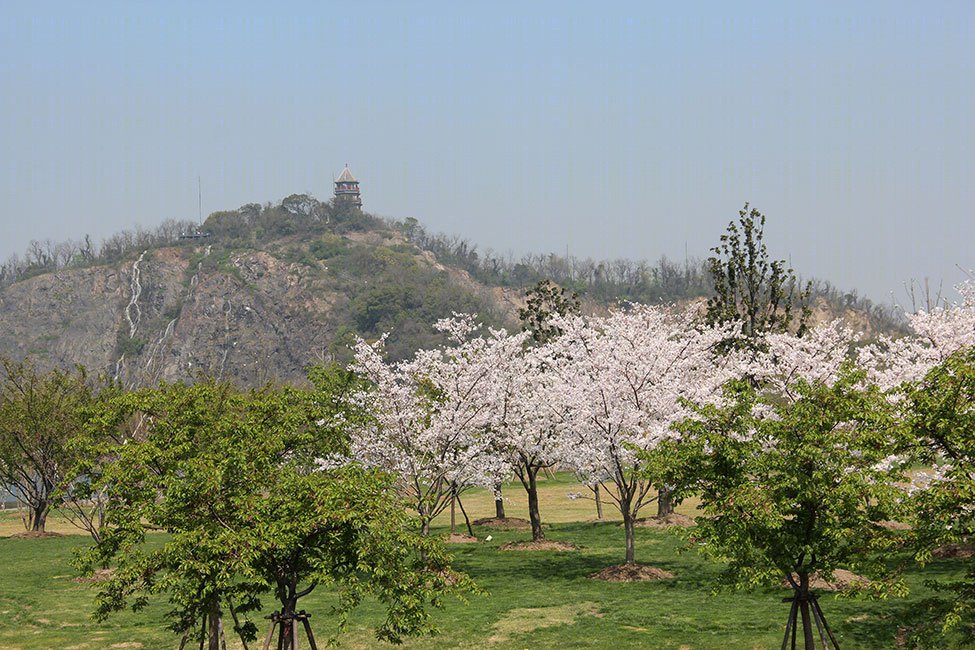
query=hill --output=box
[0,196,906,387]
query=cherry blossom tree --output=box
[674,322,911,650]
[541,304,736,566]
[350,315,515,536]
[862,279,975,389]
[490,341,565,541]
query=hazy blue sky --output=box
[1,1,972,305]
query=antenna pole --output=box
[198,176,202,226]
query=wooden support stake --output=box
[261,616,277,650]
[781,598,799,650]
[811,597,829,650]
[812,595,841,650]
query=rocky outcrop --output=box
[0,244,368,387]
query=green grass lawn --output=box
[0,477,971,649]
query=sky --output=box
[1,0,972,306]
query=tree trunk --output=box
[656,486,674,518]
[207,609,221,650]
[30,500,50,532]
[797,572,815,650]
[450,489,456,535]
[622,509,636,565]
[526,468,544,541]
[594,483,604,520]
[418,502,432,536]
[207,605,222,650]
[494,483,506,519]
[278,586,299,650]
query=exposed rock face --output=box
[0,244,360,387]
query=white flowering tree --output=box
[862,279,975,389]
[673,322,911,650]
[488,340,567,542]
[350,315,512,536]
[542,304,735,566]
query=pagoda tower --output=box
[334,164,362,208]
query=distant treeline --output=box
[0,194,907,335]
[399,217,710,303]
[0,219,199,286]
[397,216,908,334]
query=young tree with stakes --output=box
[77,379,468,650]
[671,322,911,650]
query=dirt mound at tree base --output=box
[932,543,975,559]
[471,517,533,530]
[498,540,583,551]
[74,568,115,583]
[873,520,911,531]
[10,530,63,539]
[443,533,480,543]
[782,569,869,591]
[632,513,696,528]
[589,564,676,582]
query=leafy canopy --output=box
[903,346,975,643]
[519,279,581,345]
[706,204,810,346]
[672,364,909,597]
[0,357,95,532]
[76,378,471,645]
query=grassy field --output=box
[0,473,969,650]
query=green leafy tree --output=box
[902,347,975,647]
[519,279,581,345]
[58,377,128,543]
[706,203,810,347]
[77,379,470,649]
[672,363,910,650]
[0,357,94,532]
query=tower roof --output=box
[335,165,358,183]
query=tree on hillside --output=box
[77,379,469,650]
[706,203,810,348]
[0,358,94,533]
[672,323,910,650]
[519,279,581,344]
